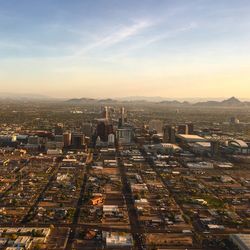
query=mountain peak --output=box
[222,96,241,104]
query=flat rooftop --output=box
[177,134,206,141]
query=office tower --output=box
[103,106,109,120]
[163,125,176,143]
[63,132,72,147]
[71,133,85,148]
[96,121,106,141]
[187,123,194,134]
[120,107,125,127]
[116,128,133,145]
[96,120,113,142]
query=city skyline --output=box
[1,0,250,98]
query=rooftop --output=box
[177,134,206,141]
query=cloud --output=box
[144,22,198,45]
[100,20,152,45]
[74,19,153,56]
[99,22,198,62]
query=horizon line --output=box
[0,93,250,101]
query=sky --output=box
[0,0,250,99]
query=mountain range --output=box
[66,96,250,107]
[0,93,249,107]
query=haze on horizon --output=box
[0,0,250,99]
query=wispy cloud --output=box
[99,22,198,62]
[143,22,198,46]
[74,19,153,56]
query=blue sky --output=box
[0,0,250,98]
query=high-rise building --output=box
[116,128,133,145]
[121,107,125,126]
[96,120,113,142]
[63,132,72,147]
[118,107,127,128]
[103,106,109,120]
[163,125,176,143]
[187,123,194,134]
[71,133,85,148]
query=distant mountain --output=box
[66,97,96,103]
[158,100,190,106]
[117,96,231,102]
[66,97,117,104]
[194,101,219,106]
[0,92,52,100]
[98,98,117,103]
[221,96,242,105]
[194,97,249,107]
[65,96,250,107]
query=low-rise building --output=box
[103,231,133,247]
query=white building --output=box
[103,231,133,248]
[108,133,115,146]
[187,161,214,169]
[47,149,63,155]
